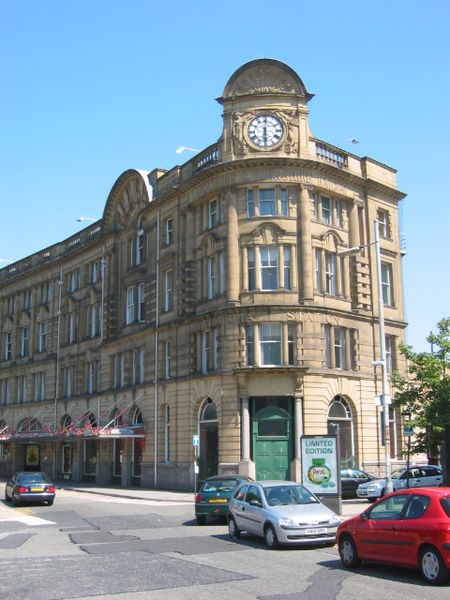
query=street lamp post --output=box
[373,220,393,494]
[338,219,393,493]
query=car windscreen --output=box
[18,473,50,484]
[440,497,450,517]
[203,479,238,492]
[264,485,319,506]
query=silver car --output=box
[356,465,443,502]
[228,480,340,548]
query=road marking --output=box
[0,515,55,526]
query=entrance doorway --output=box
[198,398,218,482]
[252,398,293,480]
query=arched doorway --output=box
[252,405,292,480]
[327,396,354,468]
[198,398,218,482]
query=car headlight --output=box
[329,515,340,525]
[279,517,297,528]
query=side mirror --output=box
[360,512,369,521]
[249,499,261,507]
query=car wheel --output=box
[12,494,19,507]
[47,499,54,506]
[339,535,360,568]
[196,514,207,525]
[264,524,278,549]
[368,497,378,503]
[420,545,448,585]
[228,517,241,539]
[4,489,9,502]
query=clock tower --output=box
[217,58,314,162]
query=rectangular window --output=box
[23,289,33,309]
[138,283,146,322]
[321,196,331,224]
[138,349,144,384]
[201,331,209,374]
[335,199,343,228]
[259,188,276,216]
[288,325,295,365]
[16,376,21,404]
[5,332,12,360]
[165,341,171,379]
[314,193,319,220]
[283,246,291,290]
[334,327,346,369]
[136,227,144,265]
[208,199,217,228]
[246,325,254,366]
[8,296,15,315]
[164,406,170,463]
[280,188,288,216]
[90,306,97,338]
[325,252,337,295]
[325,325,331,367]
[247,247,255,290]
[381,262,393,306]
[315,249,322,292]
[119,354,125,388]
[207,256,215,299]
[92,262,98,284]
[68,313,74,344]
[378,209,390,238]
[66,367,75,398]
[213,328,219,370]
[260,246,278,290]
[165,270,173,311]
[88,362,95,394]
[247,189,254,217]
[33,373,44,401]
[39,322,47,352]
[259,323,282,366]
[385,335,395,374]
[21,327,29,357]
[166,218,173,245]
[218,251,224,294]
[127,287,135,324]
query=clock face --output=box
[248,114,283,148]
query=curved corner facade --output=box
[0,59,407,490]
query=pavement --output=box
[0,478,368,521]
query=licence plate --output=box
[31,486,44,492]
[209,498,227,503]
[305,528,327,535]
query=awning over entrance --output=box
[0,425,146,442]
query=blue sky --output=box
[1,0,449,351]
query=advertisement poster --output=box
[25,444,40,467]
[301,435,338,495]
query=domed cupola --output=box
[217,58,314,162]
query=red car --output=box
[337,487,450,585]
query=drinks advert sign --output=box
[301,435,338,495]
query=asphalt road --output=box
[0,488,447,599]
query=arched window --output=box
[131,407,143,425]
[327,396,354,468]
[61,414,73,432]
[17,418,42,433]
[198,398,218,481]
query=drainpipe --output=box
[53,266,63,481]
[154,209,160,488]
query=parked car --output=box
[338,487,450,585]
[195,475,253,524]
[228,480,340,548]
[5,471,55,506]
[340,468,375,499]
[357,465,443,502]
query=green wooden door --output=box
[252,406,292,480]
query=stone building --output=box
[0,59,406,490]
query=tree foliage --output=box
[393,317,450,462]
